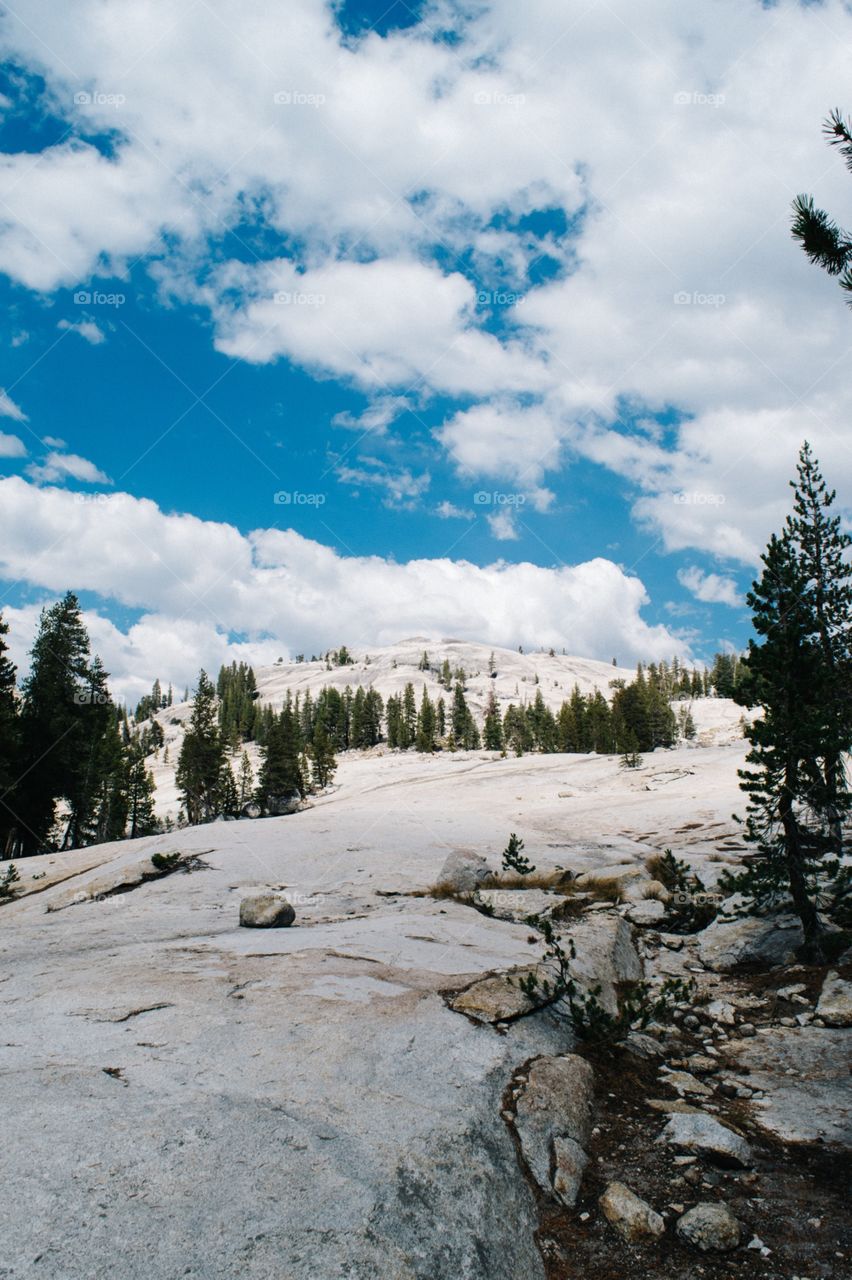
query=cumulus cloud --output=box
[0,431,26,458]
[677,566,743,608]
[0,476,685,698]
[1,0,852,567]
[26,451,113,485]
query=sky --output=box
[1,0,851,705]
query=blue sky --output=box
[0,0,850,701]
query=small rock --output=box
[687,1054,718,1075]
[736,1022,756,1037]
[777,983,806,999]
[816,971,852,1027]
[683,1014,701,1030]
[238,894,296,928]
[599,1182,665,1242]
[676,1201,742,1252]
[706,999,736,1026]
[660,1070,712,1098]
[778,1016,796,1028]
[658,1112,753,1168]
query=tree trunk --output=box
[780,760,824,961]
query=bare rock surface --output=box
[0,818,566,1280]
[697,906,803,971]
[725,1026,852,1148]
[473,887,564,921]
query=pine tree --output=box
[400,683,417,749]
[788,442,852,853]
[732,530,832,958]
[126,744,158,838]
[309,719,337,790]
[0,612,20,855]
[13,593,95,854]
[619,731,643,770]
[237,751,254,809]
[483,688,503,750]
[176,670,226,825]
[502,832,535,876]
[415,686,437,752]
[792,109,852,304]
[256,700,305,810]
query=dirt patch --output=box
[533,1049,850,1280]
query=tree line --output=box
[0,594,159,857]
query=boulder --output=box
[512,1054,595,1196]
[238,893,296,928]
[450,968,543,1023]
[560,914,643,1015]
[437,850,491,894]
[267,794,302,816]
[697,905,803,971]
[658,1112,753,1168]
[816,971,852,1027]
[599,1182,665,1242]
[552,1136,588,1207]
[676,1202,742,1252]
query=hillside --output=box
[145,640,747,821]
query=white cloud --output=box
[487,508,520,541]
[26,451,113,485]
[58,318,106,344]
[1,0,852,564]
[334,456,431,509]
[435,501,473,520]
[0,431,26,458]
[0,476,685,699]
[332,395,413,435]
[677,566,743,608]
[0,388,27,421]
